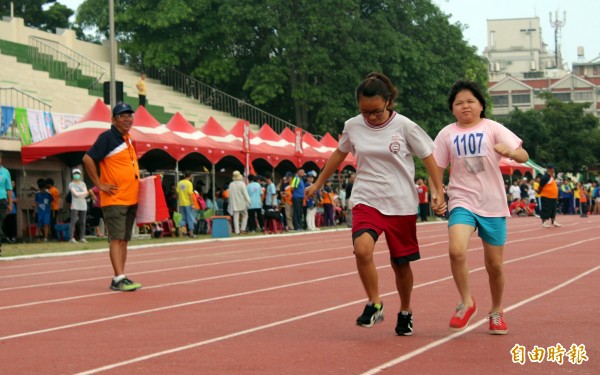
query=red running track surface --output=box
[0,215,598,374]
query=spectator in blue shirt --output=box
[247,174,264,232]
[0,153,14,253]
[34,178,53,242]
[263,172,277,210]
[290,169,306,230]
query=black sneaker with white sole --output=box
[395,312,413,336]
[356,303,384,327]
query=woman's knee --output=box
[448,243,467,262]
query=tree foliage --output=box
[74,0,486,136]
[0,0,73,32]
[503,93,600,173]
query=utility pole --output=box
[549,10,566,69]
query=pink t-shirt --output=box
[339,111,435,215]
[433,119,522,217]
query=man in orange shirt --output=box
[46,178,60,240]
[83,103,141,291]
[537,164,561,228]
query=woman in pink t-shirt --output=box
[432,80,528,335]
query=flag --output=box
[52,113,82,133]
[136,175,170,224]
[294,127,303,156]
[242,121,251,153]
[14,107,32,145]
[1,106,15,136]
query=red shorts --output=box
[351,204,420,263]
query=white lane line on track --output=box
[1,218,549,269]
[74,255,600,374]
[0,228,355,263]
[2,235,597,344]
[0,224,585,298]
[0,221,573,281]
[0,237,352,278]
[361,263,600,374]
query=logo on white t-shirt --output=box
[389,133,402,154]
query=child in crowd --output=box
[34,178,53,242]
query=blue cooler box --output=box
[211,216,231,238]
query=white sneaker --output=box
[79,238,88,243]
[553,222,562,227]
[69,238,77,243]
[542,222,552,228]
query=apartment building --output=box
[484,17,600,118]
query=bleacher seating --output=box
[0,38,242,129]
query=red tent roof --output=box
[256,123,283,142]
[229,120,255,139]
[164,112,240,164]
[78,98,110,123]
[166,112,197,133]
[133,105,161,128]
[320,132,338,148]
[200,117,229,137]
[279,127,295,143]
[302,132,322,148]
[499,158,533,175]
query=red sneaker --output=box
[488,312,508,335]
[449,301,477,331]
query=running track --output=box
[0,216,598,374]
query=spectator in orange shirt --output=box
[46,178,60,239]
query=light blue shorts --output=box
[448,207,507,246]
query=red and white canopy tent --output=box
[21,99,181,166]
[318,131,357,171]
[499,157,533,177]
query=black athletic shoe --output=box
[356,303,384,327]
[395,312,413,336]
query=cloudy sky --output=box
[58,0,600,67]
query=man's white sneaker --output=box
[553,222,562,227]
[542,222,552,228]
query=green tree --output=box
[503,107,548,161]
[0,0,73,32]
[536,93,600,173]
[74,0,486,137]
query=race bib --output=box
[451,131,486,158]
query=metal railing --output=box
[0,87,52,138]
[140,65,297,133]
[28,36,105,92]
[0,87,52,112]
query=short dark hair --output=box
[447,80,486,118]
[248,174,256,182]
[37,178,47,189]
[355,72,398,109]
[46,178,54,186]
[184,170,192,178]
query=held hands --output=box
[430,194,447,216]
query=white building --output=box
[484,17,600,119]
[484,17,566,81]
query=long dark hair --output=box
[355,72,398,109]
[447,80,486,118]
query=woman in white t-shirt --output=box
[432,80,529,335]
[305,72,445,336]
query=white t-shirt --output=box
[433,119,522,217]
[509,185,521,201]
[338,111,435,215]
